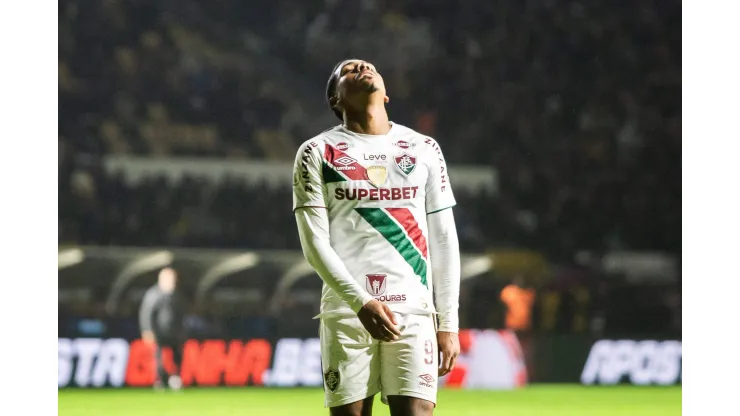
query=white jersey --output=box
[292,122,456,316]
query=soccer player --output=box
[139,267,187,390]
[293,59,461,416]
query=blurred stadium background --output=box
[58,0,681,414]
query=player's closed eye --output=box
[344,64,375,76]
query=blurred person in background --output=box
[294,59,460,416]
[500,276,536,332]
[139,267,187,390]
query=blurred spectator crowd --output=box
[59,0,680,259]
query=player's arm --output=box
[292,140,373,312]
[295,208,399,341]
[293,140,400,341]
[295,207,374,312]
[428,208,461,333]
[424,138,461,376]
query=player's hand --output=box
[142,330,156,344]
[357,300,401,342]
[437,331,460,377]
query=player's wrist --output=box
[351,293,376,314]
[437,314,459,333]
[437,326,458,334]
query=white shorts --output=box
[319,312,439,408]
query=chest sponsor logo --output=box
[335,142,351,150]
[393,140,414,149]
[334,186,419,201]
[366,166,388,187]
[395,153,417,176]
[366,274,387,295]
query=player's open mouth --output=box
[357,72,374,80]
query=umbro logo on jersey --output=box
[333,156,358,171]
[334,156,356,166]
[394,153,417,176]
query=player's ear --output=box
[384,95,390,104]
[329,95,341,112]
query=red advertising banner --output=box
[58,330,526,389]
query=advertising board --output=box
[58,330,526,389]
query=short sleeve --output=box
[425,138,456,214]
[293,139,327,211]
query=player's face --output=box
[159,268,177,293]
[335,60,388,105]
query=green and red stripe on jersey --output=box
[354,207,429,287]
[322,144,368,183]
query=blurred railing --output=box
[58,246,495,317]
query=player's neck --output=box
[343,104,391,136]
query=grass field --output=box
[58,385,681,416]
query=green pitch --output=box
[58,385,681,416]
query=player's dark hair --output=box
[326,60,348,121]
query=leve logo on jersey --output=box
[366,274,387,295]
[366,166,388,187]
[395,153,417,176]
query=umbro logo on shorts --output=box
[419,374,435,383]
[418,373,435,388]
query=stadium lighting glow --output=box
[58,248,85,269]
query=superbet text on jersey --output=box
[292,122,455,317]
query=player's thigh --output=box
[379,313,438,407]
[329,396,375,416]
[386,395,435,416]
[320,316,381,409]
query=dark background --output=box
[58,0,681,352]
